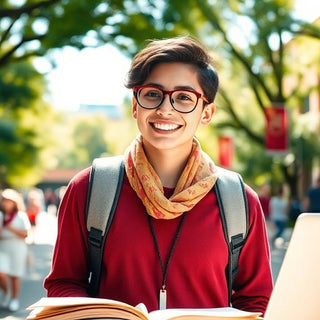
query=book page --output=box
[149,307,262,320]
[26,298,262,320]
[27,297,134,309]
[26,297,148,320]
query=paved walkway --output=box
[0,222,292,320]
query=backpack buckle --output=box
[88,227,103,248]
[231,233,244,252]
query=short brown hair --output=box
[125,36,219,103]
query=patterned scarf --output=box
[124,135,218,219]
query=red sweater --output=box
[44,167,273,314]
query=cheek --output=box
[3,202,13,211]
[186,112,202,128]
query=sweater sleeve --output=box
[44,167,91,297]
[231,185,273,314]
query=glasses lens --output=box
[137,87,163,109]
[171,90,198,113]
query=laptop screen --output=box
[264,213,320,320]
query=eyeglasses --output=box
[133,85,209,114]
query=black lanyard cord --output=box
[147,213,186,290]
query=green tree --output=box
[0,60,60,187]
[0,0,175,187]
[1,0,319,196]
[0,0,176,68]
[134,0,320,196]
[55,109,137,169]
[54,114,109,169]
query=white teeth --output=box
[153,123,179,131]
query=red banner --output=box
[264,106,288,153]
[218,136,233,168]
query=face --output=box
[132,62,215,155]
[1,198,16,214]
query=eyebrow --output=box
[145,82,198,92]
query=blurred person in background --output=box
[288,195,302,224]
[269,186,288,248]
[44,188,58,214]
[55,185,67,212]
[305,175,320,213]
[26,188,46,243]
[0,189,31,312]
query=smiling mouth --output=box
[152,123,181,131]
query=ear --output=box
[200,103,215,125]
[132,96,138,119]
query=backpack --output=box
[85,156,248,305]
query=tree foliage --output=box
[0,60,59,187]
[0,0,177,68]
[144,0,320,194]
[54,109,138,169]
[1,0,319,195]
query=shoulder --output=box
[308,186,320,195]
[243,183,265,225]
[244,183,262,211]
[69,166,91,186]
[64,166,92,197]
[56,167,92,226]
[243,183,259,202]
[215,166,261,213]
[215,167,263,224]
[57,167,91,213]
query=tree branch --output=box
[195,0,274,101]
[259,34,285,102]
[0,34,46,67]
[0,0,60,18]
[248,77,267,112]
[0,17,17,46]
[218,88,264,144]
[275,28,285,101]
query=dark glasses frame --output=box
[133,85,209,114]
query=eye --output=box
[175,91,196,102]
[141,88,162,99]
[178,93,191,100]
[146,90,161,97]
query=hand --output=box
[5,223,28,238]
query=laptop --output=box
[264,213,320,320]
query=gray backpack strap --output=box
[86,155,125,296]
[214,166,248,305]
[85,157,248,301]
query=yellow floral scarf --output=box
[124,135,218,219]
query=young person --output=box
[44,36,273,314]
[0,189,31,312]
[270,186,288,247]
[305,176,320,213]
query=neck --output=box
[4,208,16,216]
[143,142,193,188]
[3,210,17,225]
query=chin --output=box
[144,136,192,153]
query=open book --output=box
[26,297,263,320]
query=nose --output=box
[156,93,174,114]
